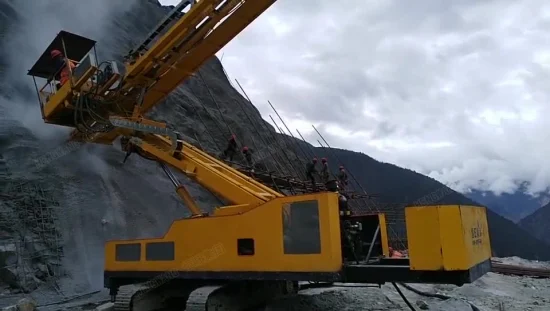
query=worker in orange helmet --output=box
[50,49,75,88]
[320,157,330,183]
[222,134,238,162]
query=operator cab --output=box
[27,30,120,128]
[323,179,390,263]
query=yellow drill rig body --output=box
[27,0,493,310]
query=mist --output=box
[0,0,139,142]
[0,0,146,294]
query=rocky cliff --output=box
[1,0,549,303]
[0,0,301,297]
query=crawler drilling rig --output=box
[27,0,493,310]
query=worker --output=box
[222,134,238,162]
[51,49,65,76]
[338,193,350,215]
[305,158,318,189]
[337,165,348,190]
[121,136,136,163]
[320,158,330,183]
[242,146,254,171]
[50,49,75,88]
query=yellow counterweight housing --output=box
[105,192,343,274]
[405,205,492,271]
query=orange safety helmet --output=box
[50,49,62,58]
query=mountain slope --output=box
[466,189,547,223]
[1,0,550,302]
[518,202,550,246]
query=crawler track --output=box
[112,281,299,311]
[185,286,221,311]
[114,284,158,311]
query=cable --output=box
[398,282,482,311]
[70,59,135,137]
[392,282,417,311]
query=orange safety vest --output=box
[60,61,76,86]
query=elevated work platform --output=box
[27,31,104,126]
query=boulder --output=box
[16,298,36,311]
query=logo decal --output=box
[470,220,484,246]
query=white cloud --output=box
[154,1,550,197]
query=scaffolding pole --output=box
[234,79,296,176]
[269,115,307,180]
[267,101,311,166]
[295,129,317,159]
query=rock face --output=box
[0,157,62,292]
[0,0,550,301]
[0,0,297,296]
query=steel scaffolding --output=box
[0,178,63,293]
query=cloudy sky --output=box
[160,1,550,196]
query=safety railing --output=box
[35,58,80,106]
